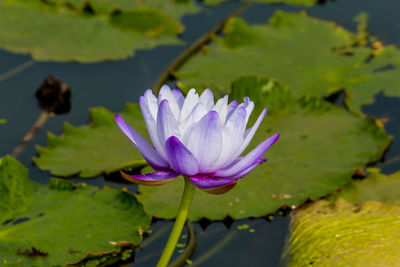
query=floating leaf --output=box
[285,169,400,266]
[0,118,6,124]
[109,7,183,37]
[34,77,390,220]
[46,0,199,19]
[0,156,151,266]
[176,11,400,114]
[345,45,400,113]
[204,0,317,6]
[0,156,33,224]
[34,103,148,177]
[334,168,400,206]
[137,77,390,220]
[286,199,400,266]
[0,0,191,62]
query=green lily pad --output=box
[109,7,183,37]
[176,11,400,114]
[286,199,400,266]
[137,76,390,220]
[46,0,199,19]
[34,103,148,177]
[204,0,316,7]
[345,45,400,113]
[34,77,390,220]
[0,118,6,124]
[334,168,400,206]
[0,156,151,266]
[0,156,33,224]
[0,0,188,62]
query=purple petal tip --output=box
[272,133,280,142]
[115,113,125,127]
[208,110,219,119]
[159,99,169,107]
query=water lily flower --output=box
[115,85,279,194]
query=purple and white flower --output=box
[115,86,279,194]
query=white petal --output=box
[226,100,239,122]
[243,97,254,125]
[212,95,228,124]
[180,88,200,121]
[157,100,181,142]
[183,111,222,172]
[172,89,185,109]
[237,97,254,126]
[215,133,278,178]
[209,106,247,171]
[232,108,267,160]
[179,102,208,135]
[199,89,214,110]
[157,85,180,120]
[156,100,181,158]
[139,95,165,156]
[144,89,158,121]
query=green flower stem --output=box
[156,176,196,267]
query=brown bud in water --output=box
[35,74,71,114]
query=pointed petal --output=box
[172,89,185,109]
[179,102,208,135]
[158,85,180,120]
[199,89,214,110]
[139,96,165,158]
[120,170,178,185]
[180,89,200,121]
[212,95,228,124]
[143,89,158,120]
[165,136,199,176]
[234,108,267,159]
[215,133,279,178]
[190,176,237,195]
[183,111,223,172]
[210,106,246,171]
[115,114,169,169]
[226,100,239,121]
[223,158,267,180]
[157,100,181,147]
[242,97,254,125]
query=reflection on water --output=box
[134,217,289,267]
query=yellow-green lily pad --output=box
[286,199,400,267]
[285,169,400,266]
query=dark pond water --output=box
[0,0,399,266]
